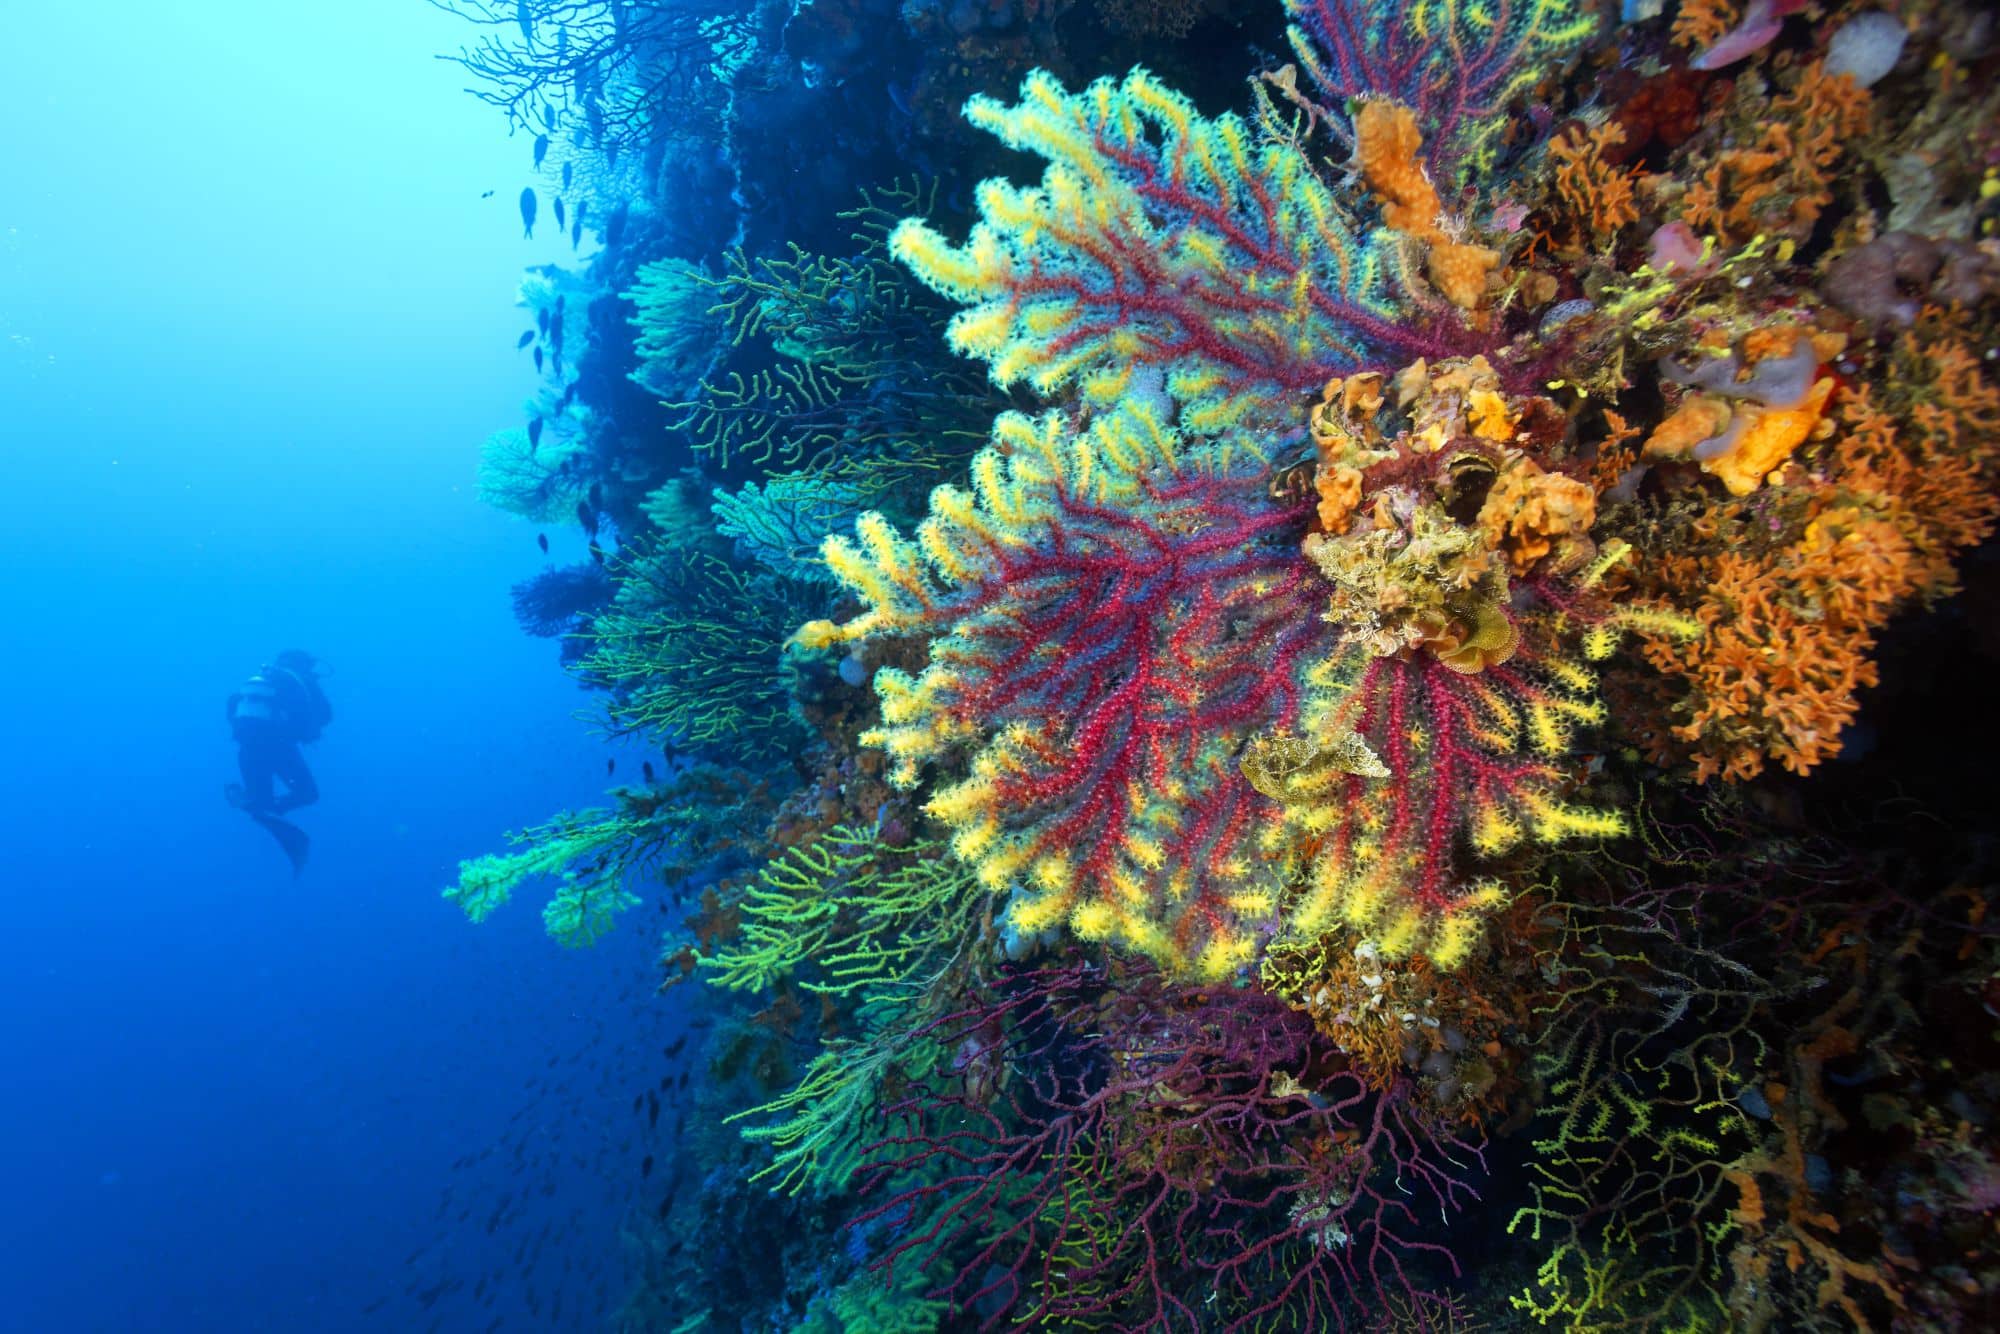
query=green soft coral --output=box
[709,474,863,584]
[477,426,588,523]
[444,810,643,947]
[624,258,725,401]
[578,547,812,757]
[702,825,979,996]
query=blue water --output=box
[2,4,676,1328]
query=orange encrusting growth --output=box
[1680,61,1873,241]
[1633,332,2000,782]
[1550,120,1640,243]
[1355,100,1499,310]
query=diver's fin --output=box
[250,813,310,876]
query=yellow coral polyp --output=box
[791,618,848,651]
[948,304,1016,361]
[976,840,1035,890]
[1108,864,1149,907]
[1526,796,1628,842]
[1427,911,1484,971]
[950,815,1002,865]
[1118,917,1174,966]
[1195,929,1255,979]
[1225,886,1277,918]
[1031,852,1073,894]
[1069,899,1115,940]
[1473,804,1524,855]
[1124,833,1167,871]
[1373,905,1425,957]
[1008,889,1073,936]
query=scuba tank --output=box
[233,670,285,724]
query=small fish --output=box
[533,346,544,374]
[537,307,550,336]
[480,189,494,199]
[537,533,549,554]
[519,187,536,238]
[553,196,566,231]
[532,133,548,170]
[516,329,534,349]
[606,758,616,776]
[516,0,532,43]
[677,1070,689,1089]
[576,498,598,538]
[641,1155,654,1178]
[561,161,572,192]
[570,216,581,250]
[665,1035,686,1058]
[642,761,654,783]
[528,416,543,449]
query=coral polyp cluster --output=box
[888,66,1426,432]
[442,0,2000,1327]
[1273,355,1662,965]
[800,404,1317,976]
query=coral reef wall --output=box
[438,0,2000,1328]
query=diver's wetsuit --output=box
[234,724,318,814]
[226,660,331,817]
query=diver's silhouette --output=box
[224,649,332,873]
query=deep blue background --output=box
[2,4,676,1328]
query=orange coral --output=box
[1355,100,1442,236]
[1427,240,1501,309]
[1628,330,2000,782]
[1355,99,1497,309]
[1671,0,1738,51]
[1704,377,1835,497]
[1309,373,1385,531]
[1643,396,1734,459]
[1680,62,1872,240]
[1478,456,1598,575]
[1316,463,1364,532]
[1587,409,1643,495]
[1777,61,1873,173]
[1550,120,1641,242]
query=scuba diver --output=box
[224,650,332,873]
